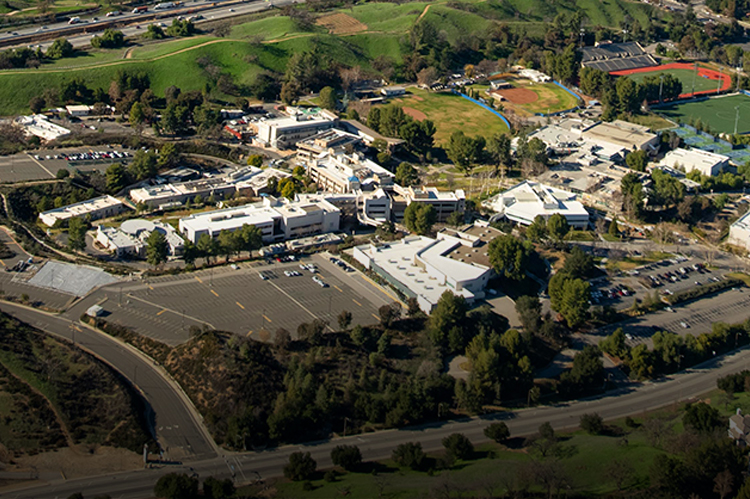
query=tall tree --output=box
[146,230,168,267]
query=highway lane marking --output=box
[333,285,343,293]
[210,289,219,297]
[157,309,167,316]
[195,276,203,283]
[236,301,245,310]
[263,314,272,323]
[352,299,362,307]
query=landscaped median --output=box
[663,276,744,306]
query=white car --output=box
[680,322,689,329]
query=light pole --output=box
[659,74,664,103]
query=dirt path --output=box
[417,3,431,21]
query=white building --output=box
[518,68,552,83]
[16,115,70,141]
[482,181,590,228]
[306,151,395,194]
[380,86,406,97]
[660,148,730,177]
[581,120,659,153]
[96,219,184,258]
[65,105,91,117]
[728,209,750,252]
[352,224,496,313]
[394,185,466,223]
[178,195,340,244]
[255,111,337,149]
[39,195,128,227]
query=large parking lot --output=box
[0,146,134,183]
[68,253,395,345]
[591,253,719,310]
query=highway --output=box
[0,0,296,50]
[0,301,218,462]
[5,296,750,498]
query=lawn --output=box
[656,94,750,135]
[624,68,724,95]
[390,88,510,145]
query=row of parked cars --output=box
[34,150,131,162]
[329,257,354,272]
[591,285,632,303]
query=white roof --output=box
[39,195,123,222]
[98,225,138,249]
[181,205,280,233]
[661,148,729,171]
[482,181,589,222]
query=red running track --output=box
[610,62,732,99]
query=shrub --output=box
[392,442,426,470]
[580,413,604,435]
[442,433,473,460]
[283,451,316,481]
[331,444,362,471]
[483,422,510,443]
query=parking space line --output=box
[195,277,203,284]
[236,301,245,310]
[263,315,272,323]
[352,299,362,307]
[0,260,5,267]
[210,289,219,297]
[247,330,253,336]
[157,309,167,316]
[371,313,380,321]
[333,285,343,293]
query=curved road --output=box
[0,302,218,462]
[4,298,750,498]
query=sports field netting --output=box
[657,94,750,135]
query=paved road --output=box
[7,331,750,499]
[0,301,218,462]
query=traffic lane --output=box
[0,302,217,461]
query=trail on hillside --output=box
[417,4,431,21]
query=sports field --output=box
[493,80,580,116]
[656,93,750,134]
[391,88,510,144]
[611,63,731,98]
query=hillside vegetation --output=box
[0,313,152,457]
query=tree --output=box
[516,295,542,333]
[129,150,158,181]
[318,86,338,110]
[625,149,648,171]
[608,218,619,238]
[236,224,262,253]
[430,291,467,349]
[559,345,604,396]
[606,459,635,491]
[331,445,362,471]
[378,302,400,327]
[447,131,485,172]
[615,76,639,114]
[154,473,199,499]
[144,24,166,40]
[392,442,426,470]
[247,154,263,167]
[337,310,352,331]
[158,142,180,169]
[484,422,510,443]
[548,273,590,328]
[29,96,45,114]
[196,234,218,263]
[546,213,570,243]
[202,477,235,499]
[580,413,604,434]
[562,246,594,279]
[217,230,238,261]
[488,234,532,281]
[106,163,127,193]
[486,133,512,174]
[600,328,629,359]
[91,29,125,49]
[146,230,168,267]
[395,162,418,187]
[714,469,734,499]
[399,120,436,155]
[284,452,316,481]
[161,103,190,135]
[47,38,74,59]
[526,215,547,242]
[403,203,436,235]
[683,402,723,434]
[442,433,473,460]
[129,101,145,128]
[67,217,87,251]
[56,168,70,179]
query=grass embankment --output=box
[0,313,152,455]
[606,251,674,272]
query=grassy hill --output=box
[0,0,657,115]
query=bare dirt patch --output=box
[403,107,427,121]
[498,88,539,105]
[11,446,142,480]
[316,13,368,35]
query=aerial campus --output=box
[6,1,750,499]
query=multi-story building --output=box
[95,219,184,258]
[39,195,128,227]
[255,111,337,149]
[393,185,466,223]
[660,148,730,177]
[306,151,395,194]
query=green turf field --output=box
[624,68,723,94]
[389,88,510,144]
[656,94,750,134]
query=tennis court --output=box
[611,63,731,98]
[656,93,750,134]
